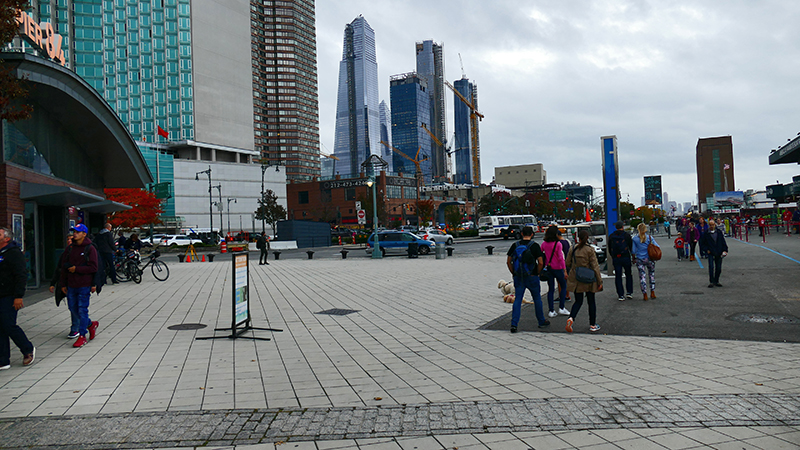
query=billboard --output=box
[644,175,662,205]
[713,191,745,207]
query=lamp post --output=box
[212,184,222,239]
[366,177,381,259]
[227,197,237,236]
[195,166,212,233]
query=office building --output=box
[696,136,735,211]
[493,164,545,190]
[379,100,393,173]
[415,40,447,182]
[390,72,431,184]
[331,15,380,179]
[453,77,480,185]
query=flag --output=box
[585,208,591,222]
[157,125,168,138]
[723,163,730,170]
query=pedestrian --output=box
[724,217,731,236]
[608,221,633,301]
[697,217,709,257]
[700,219,728,288]
[124,233,142,252]
[49,233,73,308]
[59,224,99,348]
[757,216,767,237]
[664,218,671,238]
[565,230,604,333]
[674,233,685,261]
[685,222,699,261]
[116,231,126,251]
[95,223,118,284]
[506,226,549,333]
[557,230,571,301]
[256,233,270,265]
[0,227,35,369]
[632,223,659,301]
[541,226,569,318]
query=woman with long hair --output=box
[565,230,603,333]
[632,222,659,300]
[541,225,568,318]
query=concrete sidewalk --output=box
[0,236,798,449]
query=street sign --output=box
[355,201,362,210]
[549,190,567,201]
[357,209,366,225]
[153,182,172,199]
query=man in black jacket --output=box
[0,227,35,369]
[701,219,728,288]
[608,221,633,301]
[95,223,117,284]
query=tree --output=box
[415,199,434,226]
[444,205,462,236]
[255,189,286,236]
[0,1,33,122]
[104,188,164,229]
[620,201,635,222]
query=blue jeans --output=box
[0,296,34,365]
[613,258,633,297]
[546,269,566,312]
[512,275,546,327]
[708,255,723,284]
[67,287,92,336]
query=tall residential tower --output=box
[453,77,480,185]
[415,40,446,183]
[390,73,431,184]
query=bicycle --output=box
[135,249,169,283]
[113,250,141,283]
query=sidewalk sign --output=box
[196,251,282,341]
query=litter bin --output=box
[407,242,419,258]
[435,244,446,260]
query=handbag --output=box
[647,235,662,261]
[571,248,597,284]
[538,242,559,282]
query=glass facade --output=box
[28,0,194,143]
[139,145,176,217]
[390,73,431,184]
[251,0,320,183]
[453,78,479,185]
[415,40,447,182]
[378,100,393,173]
[332,16,380,179]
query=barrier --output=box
[221,241,227,253]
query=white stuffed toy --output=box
[498,279,532,304]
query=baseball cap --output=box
[70,224,88,233]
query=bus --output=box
[478,215,538,239]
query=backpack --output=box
[63,242,106,294]
[609,231,630,259]
[512,240,536,277]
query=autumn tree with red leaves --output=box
[104,189,164,229]
[0,1,33,122]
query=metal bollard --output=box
[340,249,348,259]
[207,254,215,262]
[486,245,495,255]
[177,254,184,263]
[446,247,454,257]
[306,251,314,259]
[273,251,281,260]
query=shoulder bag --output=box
[571,246,597,284]
[647,235,662,261]
[538,242,558,282]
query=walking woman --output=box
[632,223,660,300]
[565,230,604,333]
[685,221,699,261]
[541,225,568,318]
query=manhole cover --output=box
[681,291,705,295]
[316,309,359,316]
[168,323,208,331]
[727,313,800,324]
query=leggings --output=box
[689,241,697,258]
[569,291,596,326]
[635,259,656,293]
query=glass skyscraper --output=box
[453,77,480,185]
[332,16,380,178]
[415,40,446,183]
[378,100,393,174]
[390,73,431,184]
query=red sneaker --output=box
[73,335,87,348]
[88,321,99,340]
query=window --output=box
[345,188,356,201]
[298,191,309,204]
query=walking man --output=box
[60,224,99,348]
[700,219,728,288]
[0,227,35,369]
[506,226,549,333]
[256,233,269,265]
[608,221,633,301]
[95,223,117,284]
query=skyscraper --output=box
[379,100,393,174]
[453,77,480,185]
[390,73,431,184]
[332,16,380,178]
[696,136,735,210]
[415,40,446,183]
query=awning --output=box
[74,200,132,213]
[20,182,103,206]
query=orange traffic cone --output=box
[202,255,206,262]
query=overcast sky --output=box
[314,1,800,207]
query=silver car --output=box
[419,228,454,245]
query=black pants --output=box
[101,252,117,283]
[570,292,597,326]
[708,255,723,284]
[259,248,268,264]
[613,258,632,297]
[0,296,34,366]
[689,241,697,257]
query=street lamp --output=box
[195,166,212,234]
[212,184,222,239]
[227,197,237,236]
[366,177,381,259]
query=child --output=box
[674,234,685,261]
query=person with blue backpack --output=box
[506,226,549,333]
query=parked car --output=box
[331,227,354,238]
[141,234,165,247]
[397,225,419,233]
[590,243,606,263]
[365,231,436,257]
[419,228,454,245]
[161,235,204,247]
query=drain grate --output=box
[727,313,800,324]
[168,323,208,331]
[681,291,705,295]
[316,309,359,316]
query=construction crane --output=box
[319,144,340,175]
[380,140,427,196]
[420,123,453,182]
[445,79,483,186]
[458,53,466,78]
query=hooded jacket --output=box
[59,237,98,289]
[0,241,27,298]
